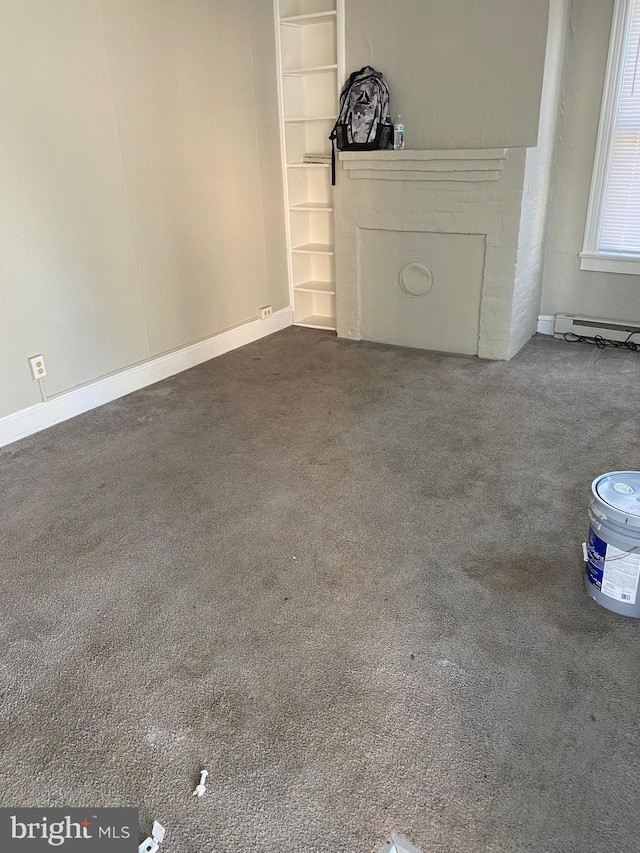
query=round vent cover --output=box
[398,261,433,297]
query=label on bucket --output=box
[602,544,640,604]
[586,530,640,604]
[586,530,606,591]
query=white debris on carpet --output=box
[379,833,425,853]
[139,820,165,853]
[192,769,208,798]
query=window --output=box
[581,0,640,274]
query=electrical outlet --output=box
[28,354,47,380]
[260,305,272,320]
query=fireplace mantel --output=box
[339,149,507,183]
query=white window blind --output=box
[599,0,640,254]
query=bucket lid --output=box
[595,471,640,518]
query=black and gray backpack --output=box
[329,66,393,184]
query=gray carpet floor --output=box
[1,328,640,853]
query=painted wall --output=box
[541,0,640,321]
[0,0,288,419]
[510,0,572,356]
[345,0,551,149]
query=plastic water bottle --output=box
[393,114,405,150]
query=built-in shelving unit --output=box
[275,0,344,332]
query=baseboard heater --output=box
[554,314,640,343]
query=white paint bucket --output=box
[585,472,640,617]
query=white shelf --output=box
[295,281,336,294]
[282,64,338,76]
[295,314,337,330]
[289,202,333,211]
[280,10,337,27]
[284,115,336,123]
[287,162,331,169]
[292,242,334,255]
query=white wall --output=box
[510,0,571,356]
[541,0,640,322]
[345,0,551,149]
[0,0,288,419]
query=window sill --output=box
[579,251,640,275]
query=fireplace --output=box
[334,147,539,360]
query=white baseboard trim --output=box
[0,307,293,448]
[537,314,555,335]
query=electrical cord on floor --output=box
[563,330,640,351]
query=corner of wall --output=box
[509,0,572,359]
[248,0,290,314]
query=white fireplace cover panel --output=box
[359,229,485,356]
